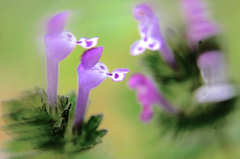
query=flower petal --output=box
[130,40,146,56]
[113,68,129,73]
[182,0,219,43]
[146,37,162,51]
[107,68,129,82]
[133,4,155,22]
[187,21,219,42]
[81,47,104,69]
[77,37,99,49]
[195,84,236,103]
[94,62,109,73]
[128,73,177,115]
[197,51,226,85]
[78,63,107,90]
[140,106,153,122]
[45,30,77,62]
[128,73,146,89]
[47,12,68,37]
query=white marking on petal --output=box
[94,62,109,73]
[110,72,126,82]
[195,83,236,103]
[130,40,146,56]
[106,68,129,82]
[77,37,99,49]
[145,37,161,51]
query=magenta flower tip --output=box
[128,73,177,122]
[128,73,146,89]
[140,106,154,122]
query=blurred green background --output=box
[1,0,240,158]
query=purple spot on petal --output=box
[107,73,113,76]
[67,34,72,38]
[138,47,143,51]
[86,40,93,47]
[76,41,82,44]
[114,74,119,79]
[149,43,155,48]
[100,65,105,70]
[143,37,148,42]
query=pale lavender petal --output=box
[197,51,226,85]
[113,68,129,73]
[73,85,90,131]
[187,21,219,42]
[81,47,104,69]
[130,40,146,56]
[47,12,68,37]
[45,30,77,62]
[195,84,236,103]
[133,4,155,22]
[181,0,219,43]
[46,55,58,107]
[77,37,99,49]
[182,0,207,23]
[140,106,154,122]
[78,63,107,90]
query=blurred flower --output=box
[181,0,219,45]
[128,73,178,122]
[44,12,77,107]
[73,47,129,130]
[196,51,236,103]
[130,4,176,67]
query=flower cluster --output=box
[44,12,129,132]
[129,1,237,124]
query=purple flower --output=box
[196,51,236,103]
[181,0,219,45]
[130,4,175,67]
[73,47,129,130]
[128,73,178,122]
[44,12,77,107]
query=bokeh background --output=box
[1,0,240,158]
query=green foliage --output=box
[159,98,237,135]
[141,37,238,133]
[2,87,107,158]
[66,114,107,152]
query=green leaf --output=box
[85,114,103,132]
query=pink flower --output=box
[128,73,177,122]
